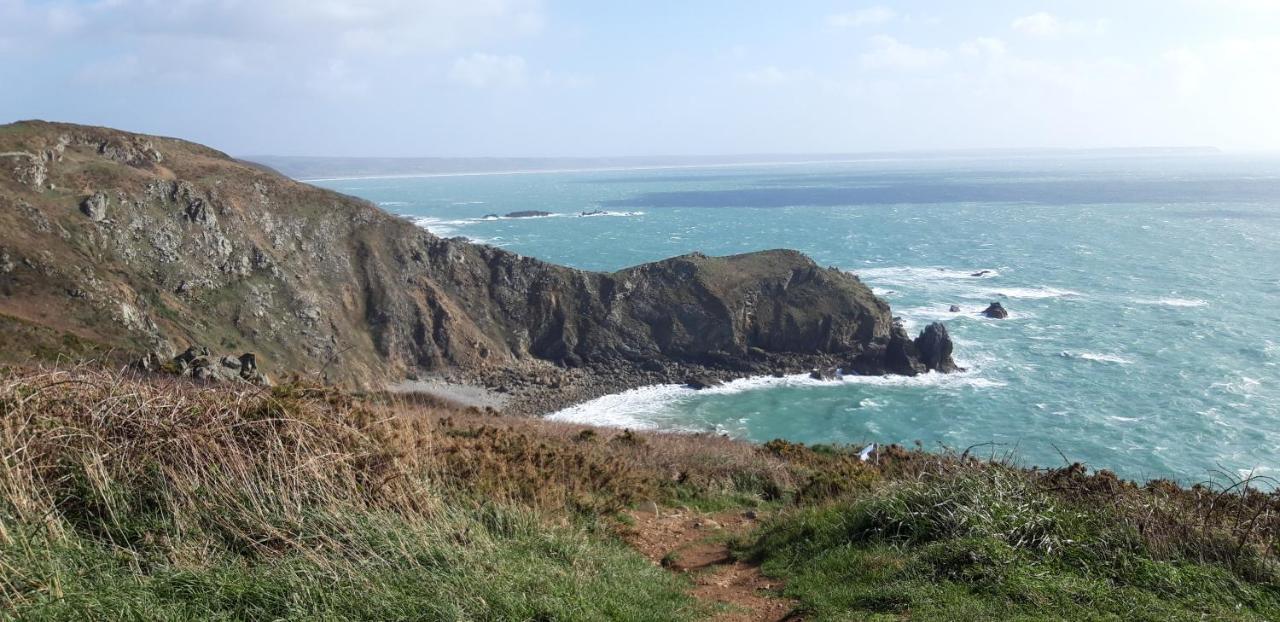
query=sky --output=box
[2,0,1279,157]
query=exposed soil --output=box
[620,506,800,622]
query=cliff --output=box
[0,121,954,408]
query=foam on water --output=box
[1133,297,1209,308]
[316,154,1280,484]
[1061,351,1134,365]
[547,370,1005,430]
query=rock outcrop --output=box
[0,121,958,409]
[135,345,270,385]
[982,302,1009,319]
[914,322,960,373]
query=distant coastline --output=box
[248,146,1222,182]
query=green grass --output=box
[740,468,1280,621]
[0,369,701,621]
[4,505,697,621]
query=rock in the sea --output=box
[80,192,108,222]
[809,368,836,380]
[949,304,962,312]
[685,375,723,390]
[504,210,553,218]
[914,322,960,373]
[884,325,928,376]
[982,302,1009,319]
[971,270,993,277]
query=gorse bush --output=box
[743,466,1280,621]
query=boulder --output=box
[949,304,962,312]
[504,210,553,218]
[80,192,108,222]
[914,322,960,373]
[809,368,836,380]
[884,325,927,376]
[971,270,993,277]
[982,302,1009,319]
[685,375,723,390]
[175,345,210,365]
[134,350,164,372]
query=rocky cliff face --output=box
[0,121,955,407]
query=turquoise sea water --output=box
[313,155,1280,484]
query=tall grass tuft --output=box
[0,367,699,620]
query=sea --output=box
[310,154,1280,485]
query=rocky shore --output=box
[0,121,958,404]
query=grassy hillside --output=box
[2,366,1277,620]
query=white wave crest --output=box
[853,266,1001,285]
[577,210,645,217]
[1133,297,1208,308]
[546,371,1003,430]
[974,287,1080,300]
[1060,351,1133,365]
[378,201,409,206]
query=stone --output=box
[80,193,108,222]
[971,270,993,277]
[503,210,553,218]
[913,322,959,373]
[809,368,835,380]
[135,351,164,372]
[949,304,961,312]
[982,302,1009,319]
[635,500,660,515]
[885,325,927,376]
[685,375,723,390]
[175,345,210,364]
[220,355,243,370]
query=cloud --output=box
[826,7,895,28]
[1011,12,1110,39]
[449,53,528,88]
[860,35,948,70]
[1,0,546,91]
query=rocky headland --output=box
[0,121,957,414]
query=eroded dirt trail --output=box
[620,507,800,622]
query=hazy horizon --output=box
[4,1,1279,157]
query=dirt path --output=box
[621,506,800,622]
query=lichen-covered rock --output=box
[80,193,108,221]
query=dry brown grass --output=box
[3,364,1276,618]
